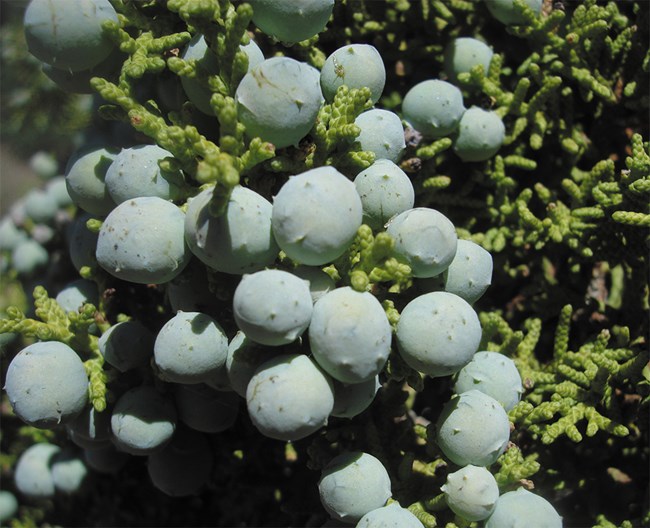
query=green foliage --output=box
[493,444,541,490]
[91,0,274,214]
[480,305,647,445]
[332,224,413,294]
[305,85,375,170]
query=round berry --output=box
[354,109,406,163]
[246,354,334,441]
[5,341,88,428]
[24,0,118,72]
[386,207,458,279]
[271,166,362,266]
[436,390,511,467]
[485,488,562,528]
[454,351,523,411]
[236,57,323,148]
[248,0,334,43]
[402,80,465,138]
[396,291,481,377]
[321,44,386,104]
[444,38,494,82]
[453,107,505,162]
[318,451,392,523]
[441,465,499,521]
[233,269,313,346]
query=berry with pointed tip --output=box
[68,429,110,450]
[353,159,415,230]
[42,48,124,94]
[354,109,406,163]
[318,451,392,523]
[67,404,112,447]
[180,34,264,115]
[418,239,493,304]
[396,291,481,377]
[67,212,99,271]
[309,287,392,384]
[246,354,334,441]
[96,196,190,284]
[386,207,458,279]
[291,265,337,303]
[179,34,218,115]
[5,341,88,428]
[153,311,229,384]
[233,269,313,346]
[454,351,523,411]
[436,390,511,467]
[321,44,386,104]
[65,404,111,449]
[271,166,363,266]
[441,465,500,521]
[236,57,323,148]
[55,278,99,313]
[184,185,278,275]
[240,38,265,70]
[166,262,220,313]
